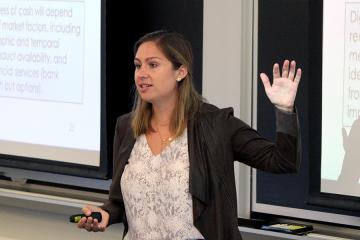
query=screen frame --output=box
[308,0,360,212]
[0,0,109,179]
[251,0,360,228]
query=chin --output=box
[138,94,154,104]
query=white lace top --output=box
[120,129,204,240]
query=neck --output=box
[151,100,175,143]
[152,98,177,126]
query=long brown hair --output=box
[131,30,204,138]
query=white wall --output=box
[0,1,255,239]
[203,0,254,218]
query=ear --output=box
[176,65,188,82]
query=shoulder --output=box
[115,112,133,132]
[197,103,249,134]
[116,112,132,122]
[199,102,235,120]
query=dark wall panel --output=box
[106,0,203,176]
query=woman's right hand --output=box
[260,59,301,112]
[77,205,109,232]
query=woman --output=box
[77,30,302,240]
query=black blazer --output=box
[101,103,301,240]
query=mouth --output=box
[138,83,153,91]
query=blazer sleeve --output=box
[100,116,126,225]
[224,107,301,173]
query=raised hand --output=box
[260,60,301,112]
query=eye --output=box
[134,63,141,69]
[149,62,159,68]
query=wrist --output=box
[275,105,293,112]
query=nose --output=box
[135,66,148,81]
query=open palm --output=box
[260,60,301,112]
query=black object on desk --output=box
[238,217,266,229]
[69,212,102,223]
[261,222,313,235]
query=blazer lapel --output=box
[187,117,210,222]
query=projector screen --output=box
[0,0,106,176]
[254,0,360,228]
[321,0,360,197]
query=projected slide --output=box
[322,0,360,197]
[0,0,101,166]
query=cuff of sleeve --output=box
[100,202,118,225]
[275,107,298,137]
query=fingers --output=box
[96,219,107,232]
[276,59,301,82]
[281,60,290,78]
[92,219,102,232]
[288,60,296,80]
[294,68,301,85]
[77,216,88,229]
[273,63,280,79]
[85,217,94,232]
[79,217,102,232]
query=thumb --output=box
[82,205,93,216]
[260,73,271,91]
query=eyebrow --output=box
[134,57,163,62]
